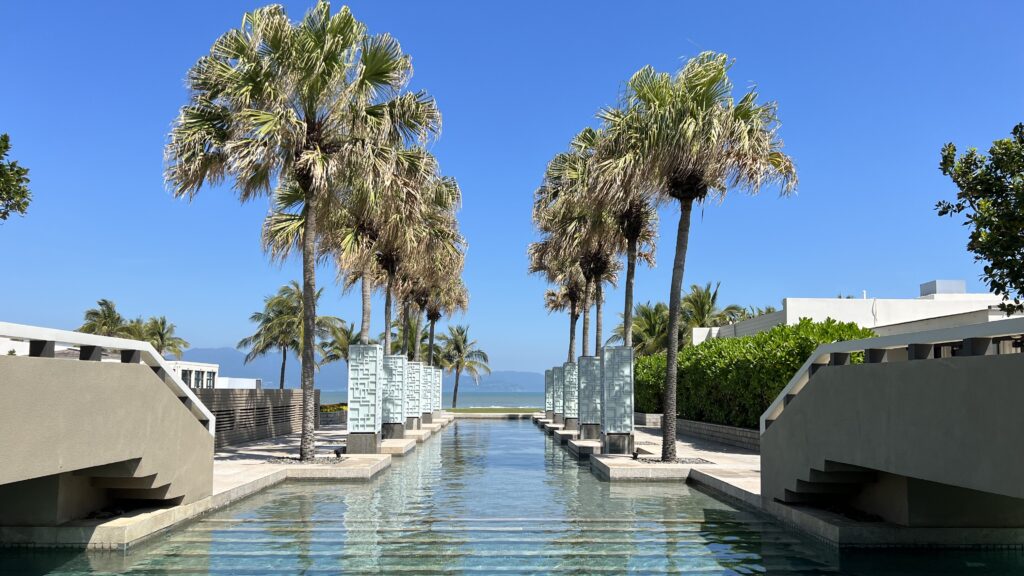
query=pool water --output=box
[4,420,1024,575]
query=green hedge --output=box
[632,318,874,429]
[635,353,666,413]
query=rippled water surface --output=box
[4,420,1024,575]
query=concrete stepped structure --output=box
[761,318,1024,542]
[0,322,214,529]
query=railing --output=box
[760,317,1024,433]
[0,321,215,436]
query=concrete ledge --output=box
[553,429,578,445]
[543,423,564,435]
[762,499,1024,549]
[590,455,691,482]
[0,455,391,551]
[286,455,390,481]
[568,439,601,460]
[421,422,442,433]
[379,438,416,456]
[687,468,761,510]
[404,429,432,443]
[452,412,535,419]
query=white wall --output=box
[215,377,261,390]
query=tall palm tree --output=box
[424,277,468,367]
[146,316,190,359]
[168,2,439,460]
[439,325,491,409]
[528,238,586,362]
[681,282,743,328]
[79,299,128,337]
[599,52,797,460]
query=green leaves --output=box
[633,318,874,429]
[0,134,31,221]
[937,123,1024,314]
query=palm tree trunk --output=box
[412,307,422,362]
[383,277,394,355]
[568,300,577,362]
[662,198,694,462]
[428,318,437,366]
[279,347,287,390]
[452,368,461,408]
[299,204,317,462]
[360,274,372,345]
[400,302,410,357]
[595,281,603,355]
[581,279,591,357]
[623,235,637,348]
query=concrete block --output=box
[381,422,405,440]
[347,432,381,454]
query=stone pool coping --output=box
[1,417,457,551]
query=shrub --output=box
[320,403,348,413]
[628,318,874,429]
[634,353,666,413]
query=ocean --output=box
[319,390,542,409]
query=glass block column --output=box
[552,365,564,424]
[544,369,553,420]
[577,356,602,440]
[562,361,579,431]
[404,360,422,431]
[347,344,383,453]
[417,362,433,424]
[601,346,634,454]
[432,366,443,414]
[382,355,407,439]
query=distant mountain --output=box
[183,347,541,393]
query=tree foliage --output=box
[938,123,1024,314]
[634,319,874,429]
[0,134,31,221]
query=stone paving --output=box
[534,411,761,505]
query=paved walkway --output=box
[213,425,356,494]
[632,425,761,505]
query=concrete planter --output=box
[320,410,347,426]
[633,412,662,427]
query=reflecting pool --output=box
[3,419,1024,574]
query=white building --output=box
[692,280,1016,345]
[161,361,263,390]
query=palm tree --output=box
[607,301,675,356]
[599,52,797,460]
[424,277,467,367]
[146,316,190,359]
[79,299,128,337]
[238,282,341,389]
[681,282,743,328]
[167,2,439,460]
[318,321,360,367]
[529,238,586,362]
[439,325,491,409]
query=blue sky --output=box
[1,1,1021,374]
